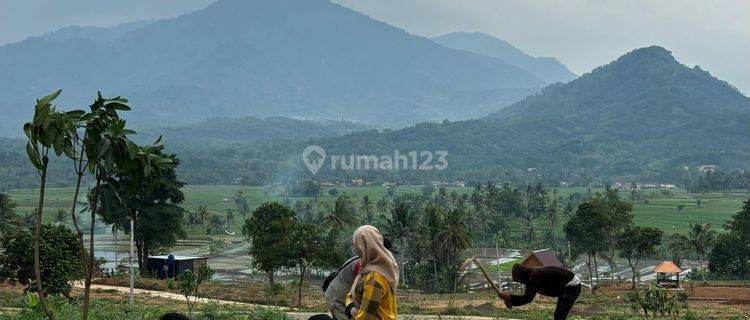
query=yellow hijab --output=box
[350,225,399,300]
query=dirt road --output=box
[73,282,517,320]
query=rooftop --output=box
[149,255,206,261]
[653,261,682,273]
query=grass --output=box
[4,185,748,234]
[630,189,749,233]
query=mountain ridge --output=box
[0,0,544,136]
[302,45,750,183]
[432,31,577,84]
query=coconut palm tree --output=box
[360,195,374,224]
[661,233,692,267]
[22,211,37,228]
[52,209,69,226]
[437,208,473,293]
[376,197,390,217]
[382,202,415,285]
[0,193,19,238]
[196,206,211,234]
[327,194,357,228]
[688,222,717,280]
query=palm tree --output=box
[423,204,444,288]
[22,211,37,228]
[225,208,235,228]
[0,193,19,238]
[437,208,473,293]
[688,222,717,280]
[52,209,69,226]
[326,194,358,232]
[360,195,374,224]
[382,202,415,285]
[661,233,692,267]
[376,197,390,217]
[197,206,211,234]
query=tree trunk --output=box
[33,160,55,320]
[143,242,150,276]
[609,245,616,284]
[586,252,594,293]
[70,171,87,267]
[82,178,101,320]
[136,241,144,276]
[269,272,275,286]
[297,264,306,307]
[628,259,637,290]
[446,253,451,293]
[400,238,405,286]
[433,259,438,291]
[592,251,599,293]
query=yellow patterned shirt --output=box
[346,272,397,320]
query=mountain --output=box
[137,116,372,148]
[302,46,750,184]
[37,20,155,42]
[0,116,370,188]
[432,32,577,84]
[0,0,545,136]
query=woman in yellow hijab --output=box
[345,225,399,320]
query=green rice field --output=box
[4,185,748,234]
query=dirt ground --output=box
[600,283,750,302]
[3,279,749,318]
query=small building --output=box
[697,164,717,173]
[147,255,208,279]
[521,249,562,267]
[653,261,682,288]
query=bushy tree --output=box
[564,198,609,292]
[98,143,183,276]
[0,225,84,297]
[601,188,634,283]
[290,223,324,307]
[708,199,750,279]
[242,202,296,284]
[708,233,747,279]
[617,226,663,288]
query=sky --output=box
[1,0,748,93]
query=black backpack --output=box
[321,256,359,292]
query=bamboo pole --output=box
[471,257,502,297]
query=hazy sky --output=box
[1,0,748,93]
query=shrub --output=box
[0,225,84,297]
[167,265,214,314]
[627,285,688,317]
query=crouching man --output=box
[499,264,582,320]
